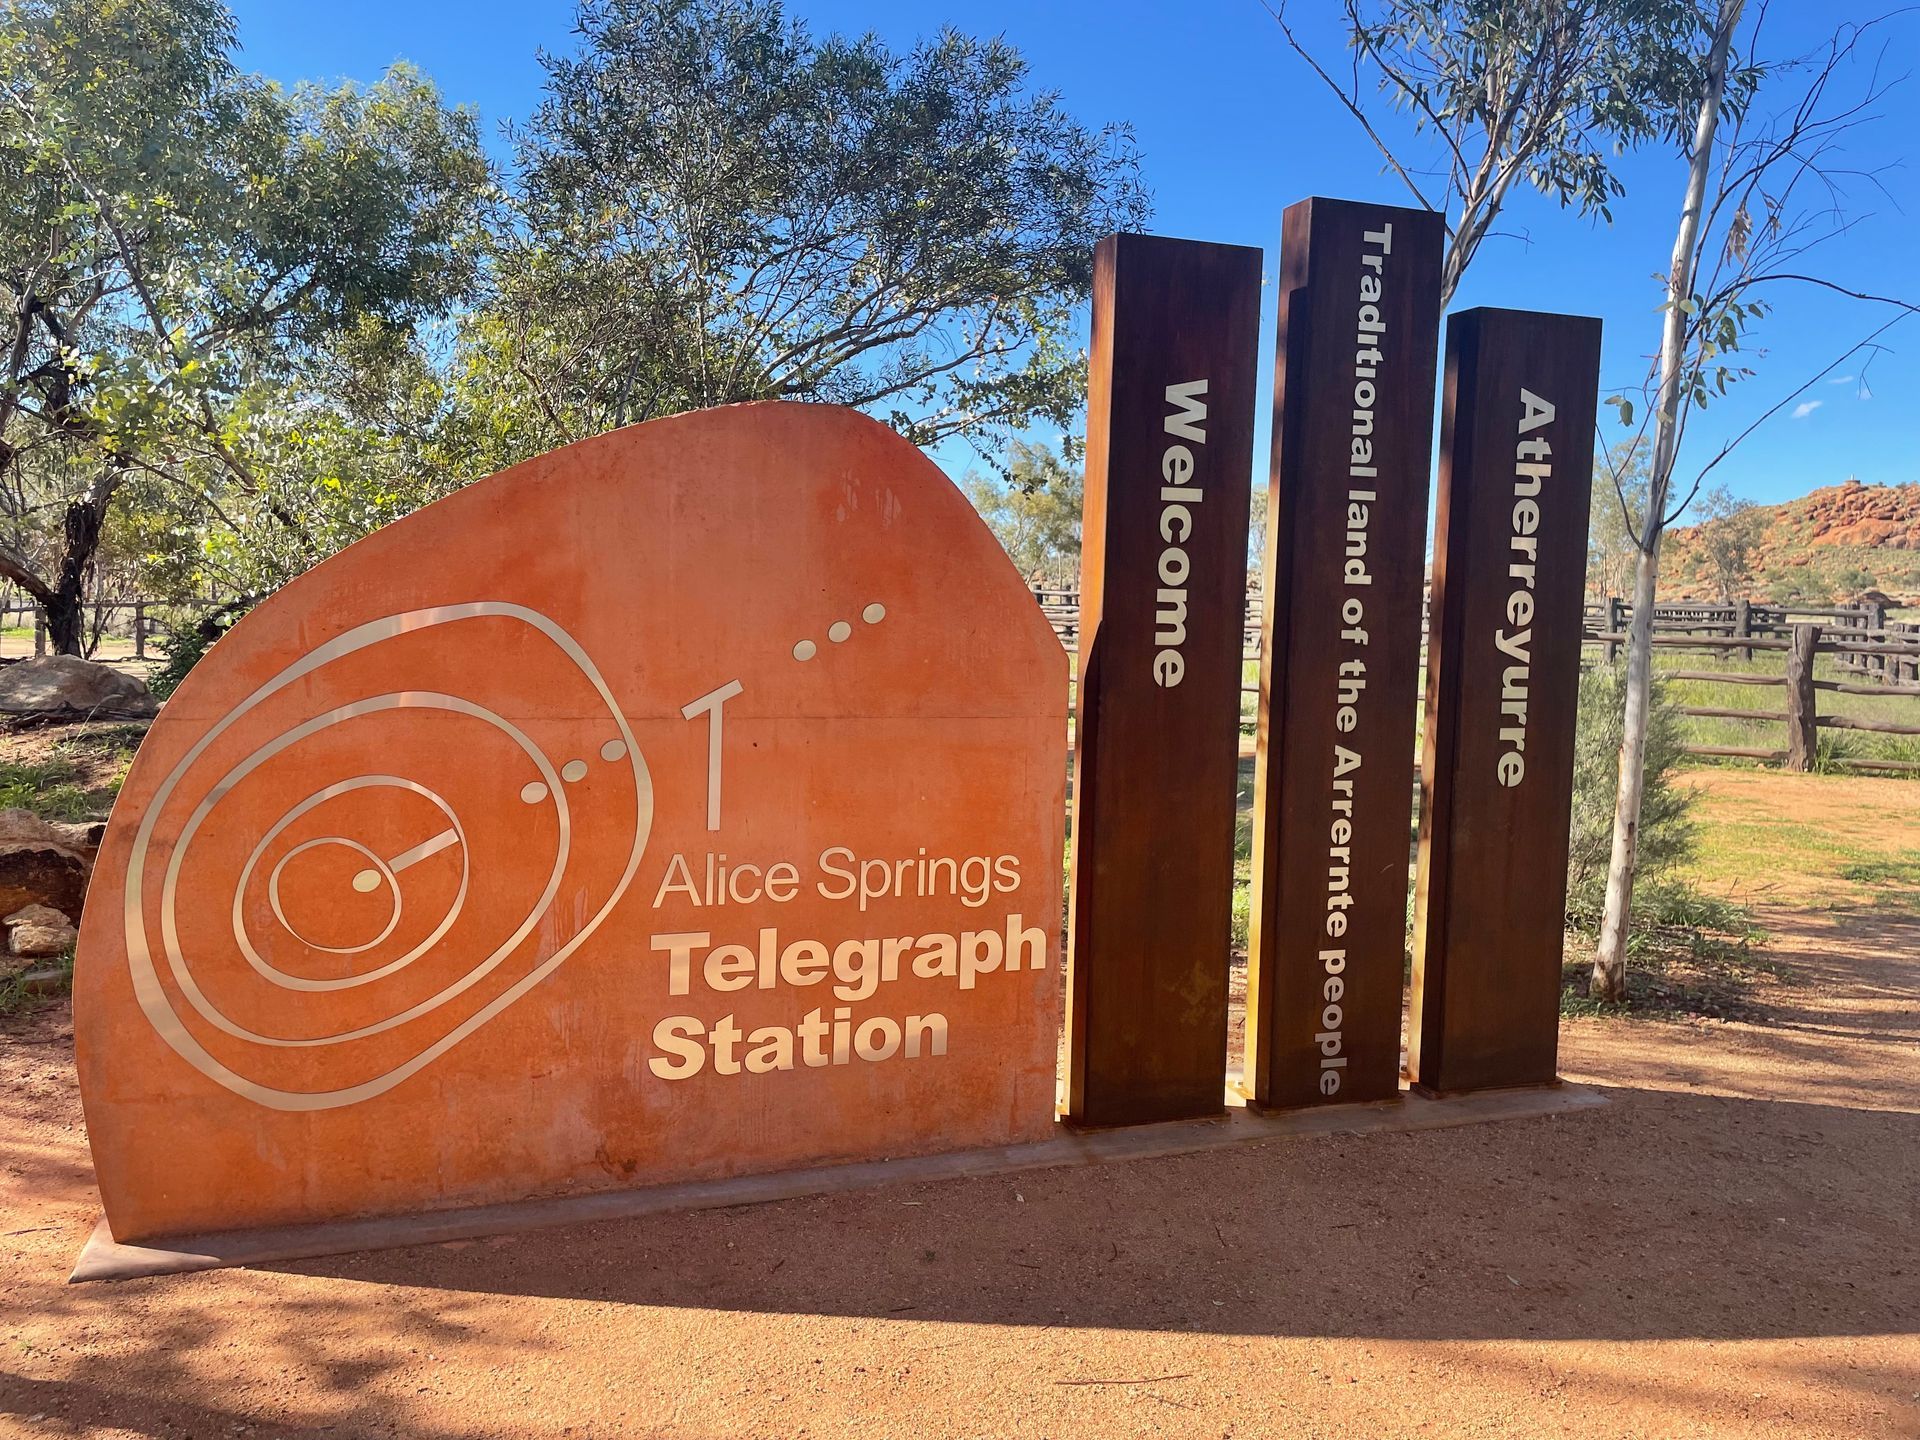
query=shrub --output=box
[146,619,214,701]
[1565,660,1697,922]
[147,598,258,700]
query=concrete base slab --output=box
[71,1081,1606,1283]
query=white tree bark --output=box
[1591,0,1746,1001]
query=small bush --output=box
[146,620,213,701]
[1561,662,1777,1017]
[0,760,95,820]
[0,951,73,1016]
[148,600,257,700]
[1813,731,1857,776]
[1565,661,1696,915]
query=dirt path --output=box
[2,777,1916,1438]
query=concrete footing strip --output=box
[71,1081,1607,1283]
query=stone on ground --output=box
[0,655,157,716]
[0,811,93,922]
[4,903,71,929]
[5,902,77,957]
[7,922,75,958]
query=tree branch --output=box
[1257,0,1441,214]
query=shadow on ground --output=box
[7,1077,1915,1437]
[4,888,1916,1437]
[237,1084,1915,1344]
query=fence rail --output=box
[1587,618,1919,775]
[0,599,160,661]
[1031,587,1920,776]
[1580,596,1920,685]
[1570,597,1920,774]
[11,586,1915,775]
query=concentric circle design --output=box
[235,775,466,984]
[267,837,399,956]
[122,602,652,1112]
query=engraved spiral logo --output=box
[122,602,652,1111]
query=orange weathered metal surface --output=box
[1408,308,1602,1095]
[1065,232,1261,1127]
[75,402,1067,1244]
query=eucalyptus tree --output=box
[964,441,1083,581]
[1589,3,1918,1000]
[0,0,486,651]
[1586,441,1649,604]
[1265,0,1721,301]
[1691,486,1764,601]
[468,0,1149,466]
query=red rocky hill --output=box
[1664,478,1920,605]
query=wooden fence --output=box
[1034,588,1920,775]
[1578,603,1920,775]
[1581,597,1920,685]
[1,600,158,660]
[14,586,1918,775]
[1034,587,1264,657]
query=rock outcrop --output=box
[1664,479,1920,604]
[0,809,93,923]
[5,902,77,958]
[0,655,158,716]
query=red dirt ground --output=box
[2,773,1915,1438]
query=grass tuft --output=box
[1656,649,1920,773]
[0,760,96,820]
[0,950,73,1016]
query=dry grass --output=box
[1654,649,1920,770]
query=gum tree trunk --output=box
[1591,0,1744,1002]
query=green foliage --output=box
[1566,661,1697,916]
[1353,0,1712,209]
[147,620,215,702]
[1838,852,1920,892]
[0,729,136,822]
[1560,659,1790,1017]
[1248,487,1269,576]
[475,0,1148,463]
[190,320,477,590]
[1558,914,1776,1021]
[0,0,488,634]
[1635,881,1757,934]
[1768,573,1834,606]
[147,600,255,699]
[1655,648,1920,771]
[1588,439,1649,599]
[1605,295,1770,430]
[1316,0,1732,298]
[0,951,72,1015]
[963,441,1082,580]
[0,0,1148,623]
[1689,483,1764,600]
[0,759,94,820]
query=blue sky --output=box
[229,0,1920,511]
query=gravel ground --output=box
[2,776,1915,1439]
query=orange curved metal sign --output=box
[75,403,1067,1242]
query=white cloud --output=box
[1828,374,1854,384]
[1791,399,1824,419]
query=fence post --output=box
[1602,594,1621,663]
[133,600,147,659]
[1864,600,1887,682]
[1733,598,1751,657]
[1785,623,1821,772]
[1830,609,1851,678]
[32,610,45,657]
